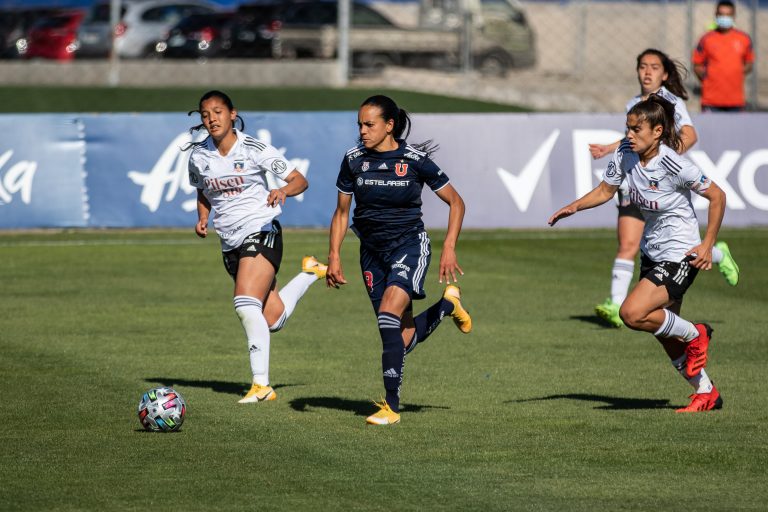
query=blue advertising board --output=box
[1,111,767,230]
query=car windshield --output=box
[282,2,392,26]
[177,14,231,30]
[87,4,127,23]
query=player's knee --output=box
[618,304,640,329]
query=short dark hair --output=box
[717,1,735,12]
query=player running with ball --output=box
[549,94,726,413]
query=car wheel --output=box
[476,51,510,77]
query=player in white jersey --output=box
[186,90,328,404]
[550,95,726,413]
[588,49,738,327]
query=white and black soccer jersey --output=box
[188,130,293,251]
[625,85,693,131]
[603,142,712,262]
[336,141,449,252]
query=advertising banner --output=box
[0,115,85,228]
[1,112,766,230]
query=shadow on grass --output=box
[508,393,675,410]
[570,315,621,329]
[289,396,450,417]
[144,377,300,397]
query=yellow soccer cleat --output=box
[238,383,277,404]
[301,255,328,280]
[365,400,401,425]
[443,285,472,333]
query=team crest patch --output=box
[361,161,370,172]
[649,179,659,191]
[234,161,245,173]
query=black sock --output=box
[406,298,454,354]
[378,312,404,412]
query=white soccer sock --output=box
[234,295,271,386]
[269,272,317,332]
[672,355,714,394]
[712,245,723,264]
[610,258,635,305]
[654,309,699,342]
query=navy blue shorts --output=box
[359,231,431,313]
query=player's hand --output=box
[326,255,347,289]
[439,247,463,284]
[548,206,577,226]
[266,188,287,207]
[589,144,610,160]
[686,243,713,270]
[195,220,208,238]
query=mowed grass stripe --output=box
[0,228,766,511]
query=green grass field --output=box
[1,228,766,511]
[0,86,528,113]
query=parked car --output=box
[77,0,217,59]
[0,8,59,58]
[25,10,84,61]
[276,0,535,75]
[226,2,283,58]
[75,1,128,58]
[155,12,235,58]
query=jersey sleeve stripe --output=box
[404,144,426,156]
[432,180,451,192]
[336,186,353,195]
[660,156,682,175]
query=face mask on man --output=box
[716,15,734,29]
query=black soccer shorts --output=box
[222,220,283,280]
[639,253,699,303]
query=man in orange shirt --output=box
[692,1,754,111]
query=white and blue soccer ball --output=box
[137,387,186,432]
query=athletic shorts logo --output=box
[363,270,374,293]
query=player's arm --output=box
[685,181,726,271]
[327,192,352,288]
[548,181,619,226]
[266,169,308,207]
[434,184,465,284]
[195,189,211,238]
[589,140,621,160]
[679,125,698,153]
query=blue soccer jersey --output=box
[336,141,450,252]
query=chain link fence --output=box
[0,0,764,112]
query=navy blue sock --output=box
[378,312,404,412]
[406,298,454,354]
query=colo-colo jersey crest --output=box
[603,141,712,262]
[336,140,449,252]
[188,130,292,251]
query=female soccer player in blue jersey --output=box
[588,49,738,328]
[326,95,472,425]
[186,90,328,404]
[550,95,726,413]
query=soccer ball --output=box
[137,387,186,432]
